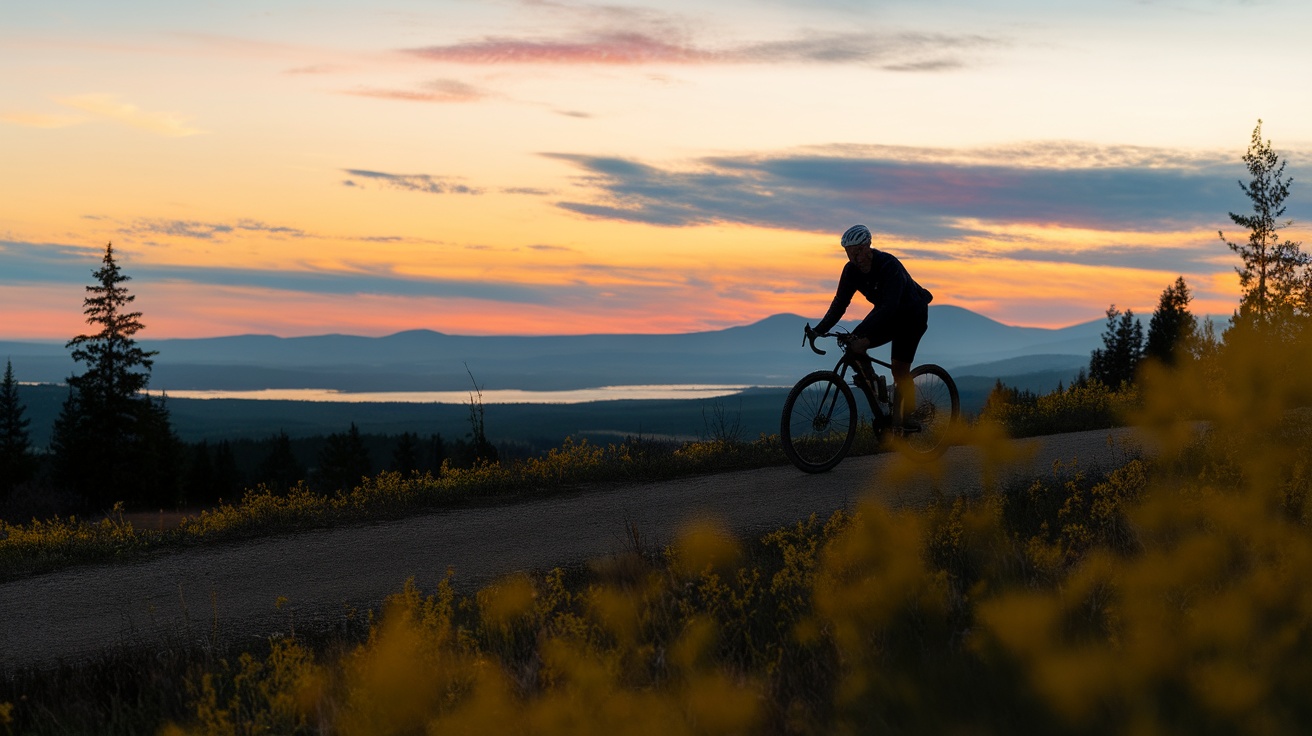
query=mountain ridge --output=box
[1,306,1107,392]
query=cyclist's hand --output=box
[803,323,817,342]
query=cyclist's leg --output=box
[890,305,929,425]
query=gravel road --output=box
[0,427,1147,671]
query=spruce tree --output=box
[1220,120,1309,339]
[1089,305,1144,388]
[258,431,304,493]
[1145,277,1198,366]
[316,423,372,491]
[0,359,36,500]
[391,431,420,474]
[52,242,177,509]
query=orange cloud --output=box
[55,94,204,137]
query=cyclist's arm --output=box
[814,265,857,334]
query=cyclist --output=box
[806,224,933,427]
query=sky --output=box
[2,0,1311,339]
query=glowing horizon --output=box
[3,1,1311,341]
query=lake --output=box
[161,384,772,405]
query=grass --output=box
[0,430,880,584]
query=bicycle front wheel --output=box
[781,370,857,473]
[898,364,960,460]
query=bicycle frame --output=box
[802,327,897,430]
[831,349,893,428]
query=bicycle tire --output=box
[781,370,858,473]
[896,364,960,460]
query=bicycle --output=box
[780,326,960,473]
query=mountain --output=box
[0,306,1106,392]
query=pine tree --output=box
[258,431,304,493]
[212,440,242,502]
[1145,277,1198,366]
[1089,305,1144,388]
[0,359,36,500]
[1220,120,1309,339]
[52,243,177,509]
[183,441,215,507]
[391,432,420,474]
[316,423,372,491]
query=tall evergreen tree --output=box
[1145,277,1198,366]
[316,423,372,491]
[391,431,420,474]
[1220,120,1309,338]
[258,431,304,493]
[212,440,242,503]
[51,243,177,509]
[183,441,215,507]
[1089,305,1144,388]
[0,359,36,500]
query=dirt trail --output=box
[0,427,1145,671]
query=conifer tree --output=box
[0,359,36,500]
[1145,277,1198,366]
[1220,120,1309,339]
[391,432,420,474]
[316,422,372,491]
[52,243,178,509]
[212,440,242,502]
[1089,305,1144,388]
[258,431,304,493]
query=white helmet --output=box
[840,224,871,248]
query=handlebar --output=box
[803,324,840,355]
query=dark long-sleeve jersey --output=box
[814,249,933,336]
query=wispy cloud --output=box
[0,239,566,304]
[54,94,204,137]
[991,244,1232,273]
[0,111,83,129]
[343,169,482,195]
[404,29,1000,69]
[124,219,309,240]
[542,145,1258,239]
[344,78,490,103]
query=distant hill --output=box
[1,306,1107,393]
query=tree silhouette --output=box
[391,432,420,474]
[316,422,372,492]
[1089,305,1144,388]
[258,431,304,494]
[212,440,242,502]
[1145,277,1198,366]
[51,243,178,509]
[0,359,36,501]
[1220,120,1309,339]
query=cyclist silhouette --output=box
[806,224,933,426]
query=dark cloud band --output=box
[405,30,1000,71]
[343,169,482,195]
[543,149,1280,239]
[0,240,560,304]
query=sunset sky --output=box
[3,0,1310,339]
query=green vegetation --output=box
[4,329,1312,732]
[0,359,35,503]
[50,242,180,510]
[1221,120,1310,339]
[0,432,824,583]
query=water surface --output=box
[163,384,770,405]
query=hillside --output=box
[2,306,1103,393]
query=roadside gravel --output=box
[0,426,1146,671]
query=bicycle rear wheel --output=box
[898,364,960,460]
[781,370,857,473]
